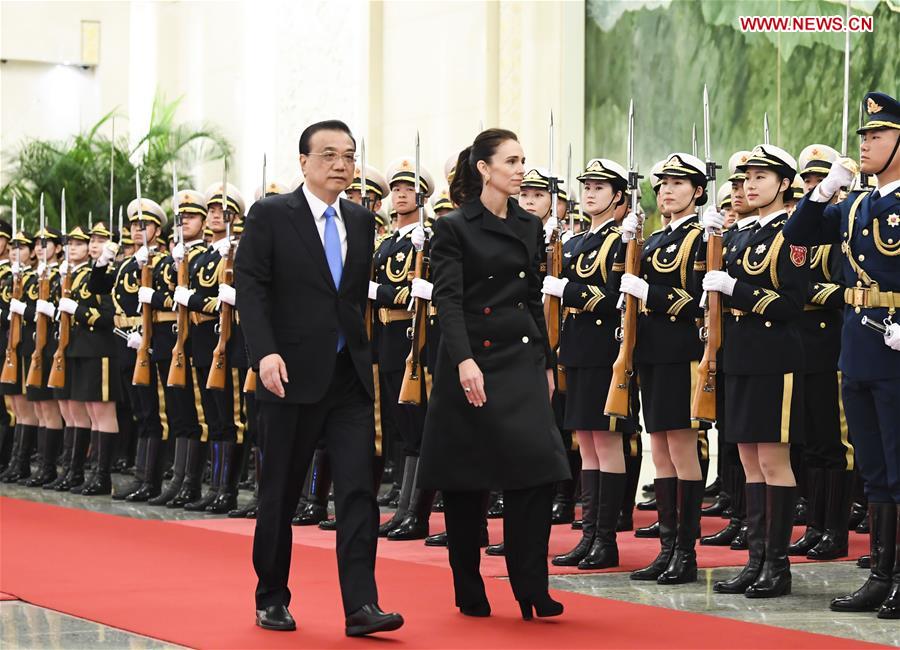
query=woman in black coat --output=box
[417,129,570,620]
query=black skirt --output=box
[724,372,804,444]
[70,356,122,403]
[25,352,54,402]
[564,365,635,434]
[636,361,710,433]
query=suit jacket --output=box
[234,185,375,403]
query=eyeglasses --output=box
[306,151,358,166]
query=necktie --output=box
[664,225,672,235]
[323,206,345,351]
[870,190,881,202]
[574,231,593,255]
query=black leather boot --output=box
[807,469,852,560]
[26,427,62,487]
[831,503,896,611]
[657,479,704,584]
[789,467,824,555]
[388,486,436,540]
[168,439,204,508]
[746,485,797,598]
[55,427,90,492]
[486,491,504,518]
[714,482,766,593]
[230,446,260,518]
[20,427,47,486]
[0,422,13,474]
[631,477,677,581]
[703,464,745,545]
[617,454,642,532]
[551,451,580,525]
[126,437,163,501]
[207,441,243,513]
[44,427,73,490]
[0,424,22,481]
[80,432,115,496]
[877,509,900,619]
[148,437,189,506]
[379,456,417,536]
[3,424,37,483]
[293,448,331,525]
[553,470,598,566]
[184,442,221,511]
[701,466,731,518]
[636,496,657,511]
[113,437,146,499]
[579,472,626,570]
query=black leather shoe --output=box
[701,493,731,518]
[634,520,660,538]
[256,605,296,631]
[318,518,337,531]
[345,604,404,637]
[425,531,448,547]
[636,497,657,511]
[459,601,491,617]
[858,555,871,569]
[485,542,505,556]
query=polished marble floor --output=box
[3,476,898,648]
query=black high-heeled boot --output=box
[788,467,824,555]
[55,427,90,492]
[657,479,704,584]
[184,442,222,511]
[26,427,62,487]
[579,472,626,570]
[877,509,900,619]
[388,476,436,541]
[3,424,37,483]
[714,482,766,593]
[0,424,22,481]
[617,453,642,532]
[807,469,852,560]
[44,427,74,490]
[553,470,598,566]
[80,432,116,496]
[745,485,797,598]
[518,594,564,620]
[631,477,677,581]
[831,503,896,611]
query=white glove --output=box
[561,230,575,244]
[212,237,232,258]
[96,242,118,267]
[9,299,27,316]
[174,286,194,307]
[134,245,150,266]
[702,205,726,235]
[621,212,640,242]
[410,278,433,301]
[126,332,143,350]
[36,261,46,278]
[138,287,155,304]
[57,297,78,315]
[59,260,69,276]
[543,217,558,244]
[35,299,55,318]
[171,242,185,263]
[619,273,649,302]
[542,276,569,298]
[218,283,236,306]
[11,261,20,275]
[817,158,856,200]
[368,281,379,301]
[411,225,428,252]
[703,270,738,296]
[885,323,900,352]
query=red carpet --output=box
[0,592,16,600]
[178,508,870,577]
[1,497,885,649]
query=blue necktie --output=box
[323,206,345,351]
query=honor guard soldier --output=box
[703,144,809,599]
[174,182,247,514]
[89,197,169,501]
[545,158,633,569]
[785,91,900,618]
[619,152,710,585]
[786,144,856,562]
[0,219,15,474]
[370,157,436,540]
[431,190,454,218]
[0,230,39,485]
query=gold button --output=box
[736,259,742,265]
[518,271,525,278]
[858,254,865,261]
[521,336,529,343]
[819,322,826,329]
[670,316,676,322]
[595,319,602,326]
[765,321,772,327]
[862,229,870,236]
[855,307,861,314]
[843,232,848,237]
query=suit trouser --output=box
[380,370,426,456]
[841,375,900,504]
[443,483,555,604]
[253,352,379,614]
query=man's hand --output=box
[212,237,232,258]
[96,242,118,267]
[411,225,429,252]
[35,299,55,318]
[259,353,289,398]
[410,278,433,301]
[218,283,236,306]
[817,158,856,200]
[171,242,185,263]
[134,245,150,267]
[458,358,486,408]
[542,276,568,298]
[619,273,649,302]
[127,331,142,350]
[59,260,69,276]
[138,287,155,304]
[703,270,738,296]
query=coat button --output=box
[521,336,529,343]
[765,321,772,327]
[819,322,826,329]
[483,307,492,315]
[595,319,602,326]
[516,302,524,310]
[518,271,526,278]
[669,316,676,322]
[483,340,491,348]
[862,229,869,236]
[858,254,865,261]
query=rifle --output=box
[1,197,22,385]
[399,132,429,405]
[132,169,153,386]
[691,84,722,423]
[543,111,565,391]
[26,194,51,389]
[167,167,188,387]
[207,161,233,391]
[605,99,642,418]
[48,190,71,389]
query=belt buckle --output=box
[853,286,868,308]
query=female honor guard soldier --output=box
[617,153,709,585]
[544,158,633,570]
[703,144,809,598]
[0,219,15,475]
[417,128,570,619]
[55,225,121,495]
[0,231,40,485]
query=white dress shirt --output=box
[303,184,347,262]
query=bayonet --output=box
[840,0,851,156]
[566,143,574,233]
[117,205,123,246]
[222,159,231,243]
[764,112,770,145]
[703,84,720,226]
[61,188,68,267]
[360,138,369,210]
[414,131,424,228]
[261,153,267,200]
[39,193,46,267]
[109,117,115,225]
[88,211,93,230]
[135,167,148,259]
[172,165,181,247]
[692,123,698,159]
[548,110,558,226]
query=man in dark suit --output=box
[235,120,404,636]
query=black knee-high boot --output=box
[126,437,163,501]
[207,441,242,513]
[3,424,37,483]
[56,427,91,491]
[231,445,261,518]
[169,439,204,508]
[617,454,642,532]
[714,482,766,593]
[789,467,825,555]
[657,479,704,584]
[148,437,189,506]
[379,456,417,536]
[80,432,116,496]
[185,441,222,511]
[388,459,436,541]
[0,421,14,473]
[877,509,900,619]
[44,427,73,490]
[26,427,62,487]
[553,470,599,566]
[746,485,797,598]
[551,450,580,525]
[0,424,22,480]
[579,472,626,570]
[807,469,852,560]
[631,477,677,580]
[294,448,331,525]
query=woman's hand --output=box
[546,368,556,401]
[458,358,486,407]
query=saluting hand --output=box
[458,358,486,408]
[260,353,289,399]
